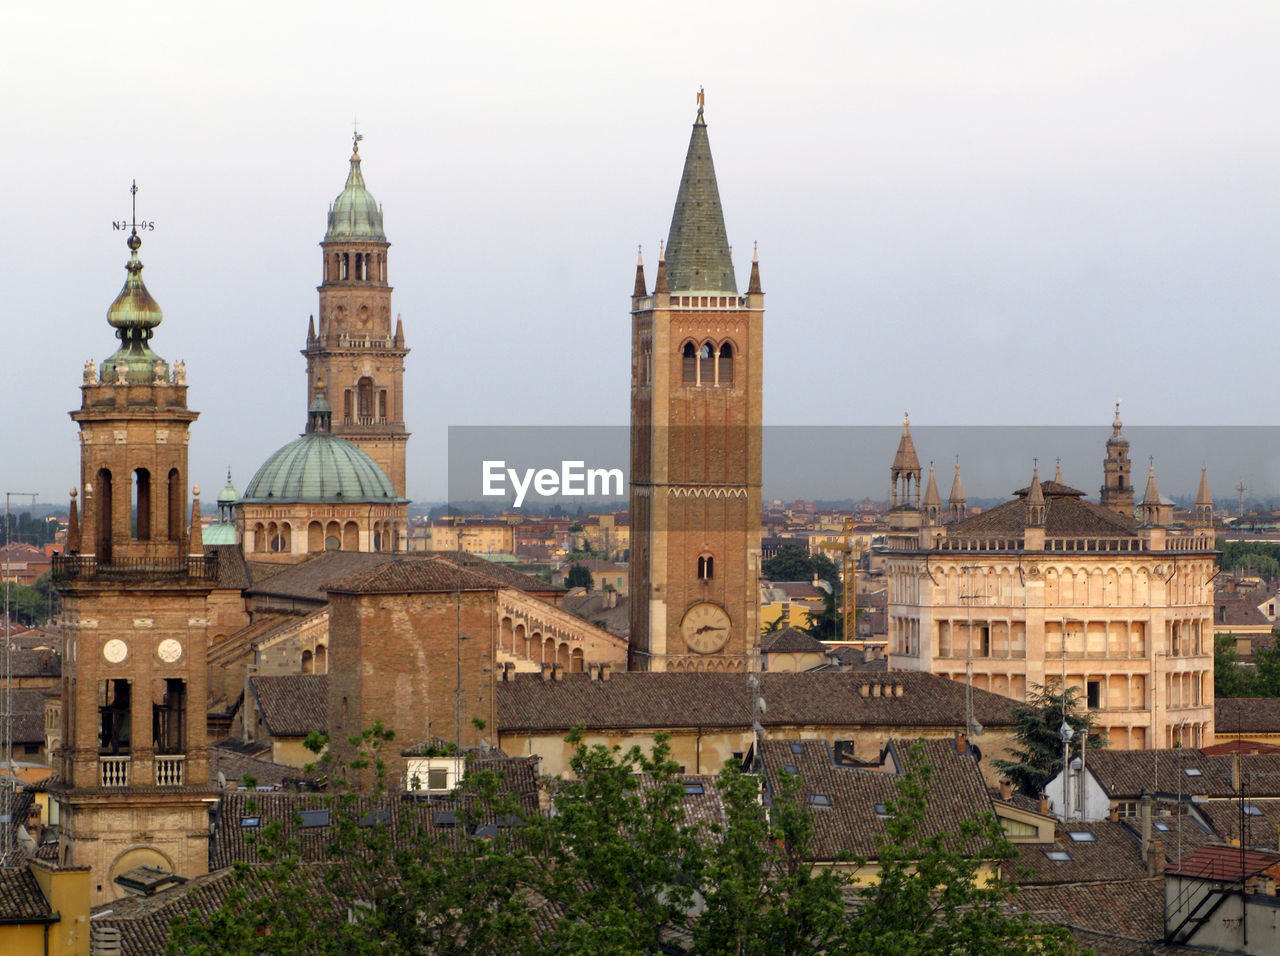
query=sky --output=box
[4,2,1279,506]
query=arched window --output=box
[301,650,314,674]
[308,521,324,552]
[343,521,359,551]
[698,554,715,580]
[378,390,387,423]
[96,468,114,561]
[718,342,733,384]
[315,644,327,673]
[343,390,353,424]
[355,253,364,280]
[325,520,341,551]
[253,523,266,553]
[167,468,182,541]
[699,342,714,384]
[682,342,697,383]
[132,468,151,540]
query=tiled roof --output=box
[248,674,328,738]
[324,556,500,594]
[949,494,1137,539]
[497,671,1019,734]
[211,745,317,789]
[10,687,50,744]
[1200,739,1280,755]
[761,626,828,655]
[9,649,59,679]
[757,737,992,861]
[206,544,251,589]
[212,756,540,867]
[0,866,52,921]
[430,551,564,595]
[1084,749,1280,799]
[1003,820,1147,885]
[1214,594,1270,628]
[1166,843,1280,880]
[560,592,630,635]
[1194,796,1280,847]
[1215,697,1280,735]
[1013,879,1166,945]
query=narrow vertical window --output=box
[133,468,151,541]
[699,342,714,385]
[698,554,715,580]
[718,342,733,384]
[682,342,696,383]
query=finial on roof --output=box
[637,244,643,266]
[658,239,665,261]
[753,240,759,262]
[696,86,705,119]
[1055,457,1062,483]
[352,117,363,159]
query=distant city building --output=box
[886,413,1217,749]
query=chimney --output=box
[551,663,564,682]
[540,662,553,682]
[599,663,611,681]
[955,730,968,754]
[587,663,601,681]
[1147,837,1166,877]
[1000,780,1012,802]
[1139,792,1153,859]
[502,662,516,682]
[1109,806,1120,823]
[1038,792,1050,816]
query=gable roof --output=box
[1083,749,1280,799]
[949,493,1136,539]
[496,671,1019,734]
[248,675,328,738]
[0,865,52,922]
[1167,844,1280,880]
[761,626,828,655]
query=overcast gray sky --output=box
[5,2,1278,505]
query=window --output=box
[1087,680,1101,710]
[874,802,890,817]
[99,679,131,754]
[1244,805,1264,817]
[359,810,391,828]
[1067,831,1097,842]
[699,342,714,383]
[432,810,457,828]
[132,468,151,541]
[240,817,260,828]
[299,809,330,829]
[782,764,799,774]
[698,554,714,580]
[682,342,697,383]
[1183,768,1203,777]
[718,342,733,384]
[1154,822,1171,832]
[684,784,705,795]
[808,794,832,807]
[357,377,374,420]
[790,742,804,755]
[1045,850,1072,862]
[152,678,186,755]
[427,768,449,791]
[1113,801,1138,819]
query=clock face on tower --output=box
[681,602,732,654]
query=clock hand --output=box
[695,624,727,634]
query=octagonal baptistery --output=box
[237,389,408,562]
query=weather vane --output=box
[353,117,363,153]
[113,179,155,233]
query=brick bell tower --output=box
[52,213,217,903]
[629,94,763,672]
[304,133,410,497]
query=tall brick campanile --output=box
[53,223,216,903]
[629,97,763,672]
[305,135,410,497]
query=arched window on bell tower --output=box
[132,468,151,541]
[718,342,733,385]
[698,553,715,580]
[167,468,182,541]
[96,469,114,560]
[357,377,374,422]
[682,342,697,383]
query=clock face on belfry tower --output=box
[681,602,732,654]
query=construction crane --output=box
[818,516,859,643]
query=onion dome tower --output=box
[305,133,410,498]
[53,202,216,903]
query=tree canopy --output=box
[168,731,1086,954]
[992,683,1108,797]
[564,562,593,591]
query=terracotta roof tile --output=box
[1004,820,1147,885]
[0,866,52,921]
[1215,697,1280,735]
[496,671,1019,734]
[761,626,828,655]
[1085,749,1280,799]
[248,674,328,738]
[1167,843,1280,880]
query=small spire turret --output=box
[1195,466,1214,529]
[922,462,941,525]
[948,458,967,523]
[633,245,647,296]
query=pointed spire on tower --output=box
[1139,460,1170,528]
[923,462,941,525]
[890,414,923,510]
[1054,458,1063,483]
[747,241,762,295]
[188,485,204,556]
[307,315,316,343]
[664,91,736,293]
[1195,466,1214,529]
[1026,464,1046,527]
[66,487,81,553]
[394,315,405,348]
[654,239,668,294]
[1142,462,1160,506]
[633,245,647,296]
[948,458,967,522]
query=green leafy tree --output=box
[564,562,593,591]
[762,544,842,594]
[535,730,702,952]
[839,743,1085,955]
[695,764,845,955]
[992,684,1107,797]
[1214,634,1254,698]
[800,585,840,641]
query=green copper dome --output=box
[241,434,399,504]
[101,231,169,384]
[325,142,385,241]
[203,521,238,546]
[217,470,239,505]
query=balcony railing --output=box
[155,755,186,787]
[100,756,130,787]
[53,553,218,583]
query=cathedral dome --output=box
[325,143,385,242]
[241,434,398,504]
